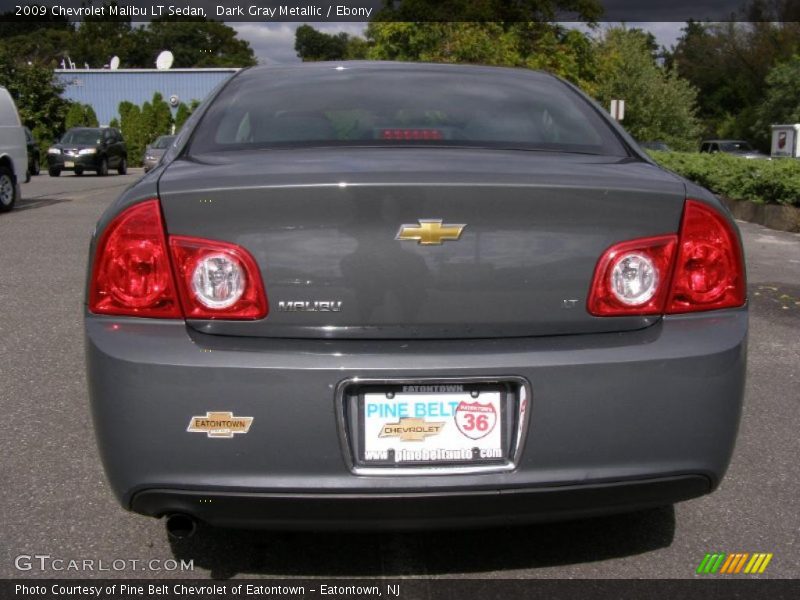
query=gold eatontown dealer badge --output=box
[187,411,254,439]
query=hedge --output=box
[649,151,800,207]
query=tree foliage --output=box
[0,9,256,69]
[670,18,800,147]
[64,103,99,129]
[594,28,701,150]
[755,55,800,133]
[118,93,175,166]
[0,47,70,153]
[174,99,201,131]
[295,25,351,61]
[362,22,598,90]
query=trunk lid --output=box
[158,148,686,339]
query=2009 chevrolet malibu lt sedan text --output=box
[85,62,747,535]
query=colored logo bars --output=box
[696,553,773,575]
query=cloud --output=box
[230,22,367,64]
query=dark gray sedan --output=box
[85,62,747,537]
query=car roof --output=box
[242,60,555,82]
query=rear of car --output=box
[0,86,27,212]
[85,63,747,531]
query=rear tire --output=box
[0,166,17,212]
[117,157,127,175]
[74,168,83,177]
[48,167,61,177]
[97,158,108,177]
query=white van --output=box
[0,85,27,212]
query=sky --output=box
[231,22,688,65]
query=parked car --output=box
[0,85,27,212]
[639,141,671,152]
[699,139,769,159]
[47,127,127,176]
[24,127,40,178]
[86,62,747,537]
[143,135,175,172]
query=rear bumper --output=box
[132,475,711,530]
[48,154,101,170]
[85,309,747,528]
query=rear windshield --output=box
[152,136,175,149]
[720,141,753,152]
[61,130,101,145]
[189,67,628,156]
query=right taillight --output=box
[666,199,746,313]
[588,199,745,317]
[169,236,268,320]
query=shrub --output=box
[649,151,800,207]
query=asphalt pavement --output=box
[0,171,798,580]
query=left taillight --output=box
[89,199,268,320]
[89,199,181,318]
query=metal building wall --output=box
[54,69,238,126]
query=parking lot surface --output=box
[1,172,798,579]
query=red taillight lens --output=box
[667,200,746,313]
[169,236,268,320]
[588,199,745,317]
[588,235,678,316]
[89,199,181,318]
[90,200,268,320]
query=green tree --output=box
[64,103,99,129]
[145,18,257,68]
[295,25,351,61]
[118,101,147,166]
[148,92,173,139]
[594,28,701,150]
[0,47,70,152]
[0,6,255,69]
[363,22,598,90]
[174,100,200,130]
[670,15,800,146]
[755,55,800,132]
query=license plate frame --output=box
[336,377,531,475]
[64,161,74,168]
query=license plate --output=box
[360,387,505,466]
[64,161,74,168]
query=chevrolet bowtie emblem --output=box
[395,219,466,245]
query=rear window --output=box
[189,67,628,156]
[720,141,753,152]
[153,136,175,149]
[62,130,102,145]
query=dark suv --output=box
[47,127,128,176]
